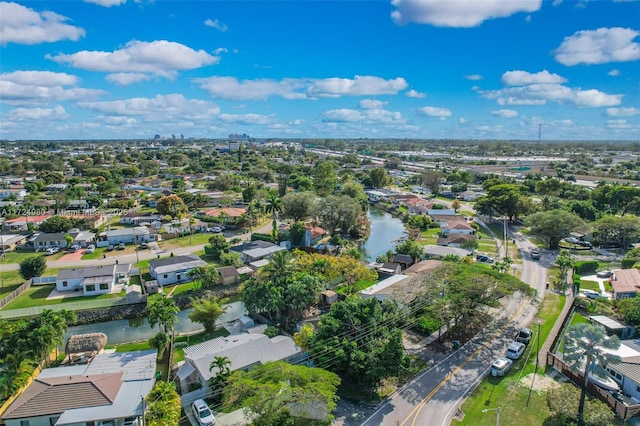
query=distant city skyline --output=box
[0,0,639,141]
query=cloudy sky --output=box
[1,0,639,141]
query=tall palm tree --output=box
[147,295,179,334]
[556,250,575,289]
[209,355,231,377]
[264,250,294,282]
[563,323,621,426]
[265,191,282,241]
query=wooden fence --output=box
[547,352,640,420]
[0,279,31,309]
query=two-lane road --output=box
[362,229,550,426]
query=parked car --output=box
[491,357,513,377]
[583,289,604,299]
[209,227,222,233]
[476,254,495,264]
[45,247,59,255]
[68,244,81,252]
[192,399,215,425]
[506,342,526,360]
[118,242,126,250]
[85,245,95,254]
[530,248,541,260]
[516,327,533,345]
[106,245,114,251]
[139,242,148,249]
[596,270,614,278]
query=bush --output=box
[265,325,279,338]
[251,233,274,243]
[574,260,599,275]
[414,314,441,334]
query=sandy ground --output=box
[521,372,566,392]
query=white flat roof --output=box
[359,274,408,296]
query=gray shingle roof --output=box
[149,254,206,275]
[57,265,117,280]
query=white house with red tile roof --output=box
[611,269,640,301]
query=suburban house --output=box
[391,254,414,270]
[119,212,163,226]
[602,339,640,402]
[437,233,476,248]
[32,232,68,251]
[203,207,247,222]
[4,214,52,231]
[0,188,27,200]
[423,245,471,259]
[148,254,207,286]
[360,261,441,305]
[458,190,486,201]
[611,269,640,301]
[96,226,156,247]
[68,229,96,247]
[56,264,131,295]
[1,350,157,426]
[302,225,327,247]
[0,234,27,252]
[442,222,476,236]
[230,240,287,263]
[218,266,239,285]
[177,333,303,394]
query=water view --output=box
[360,206,407,262]
[64,301,246,345]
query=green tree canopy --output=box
[525,210,587,249]
[147,295,179,334]
[224,361,341,425]
[368,168,392,188]
[309,297,406,393]
[313,161,337,196]
[281,191,316,222]
[187,265,220,290]
[19,256,46,280]
[156,194,187,219]
[39,216,74,233]
[145,381,181,426]
[188,295,229,332]
[314,195,360,236]
[592,216,640,251]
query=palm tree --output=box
[147,295,179,334]
[563,323,621,426]
[209,355,231,377]
[263,250,294,282]
[556,250,575,289]
[189,215,197,245]
[265,191,282,240]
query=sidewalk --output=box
[537,292,574,368]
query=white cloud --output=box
[418,106,452,118]
[607,107,639,117]
[501,70,567,86]
[105,73,151,86]
[48,40,219,76]
[0,70,105,105]
[459,117,468,124]
[204,18,228,32]
[608,69,621,76]
[219,113,273,125]
[491,109,518,118]
[7,105,68,121]
[465,74,483,81]
[553,27,640,66]
[481,74,623,107]
[213,47,228,55]
[78,94,221,121]
[0,1,85,45]
[323,107,404,124]
[607,119,631,129]
[405,89,426,98]
[391,0,542,27]
[360,99,387,109]
[476,124,504,133]
[84,0,126,7]
[194,75,408,100]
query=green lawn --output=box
[159,232,213,249]
[454,293,566,426]
[0,270,26,298]
[0,251,63,264]
[1,284,123,310]
[579,279,600,291]
[81,247,107,260]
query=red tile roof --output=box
[612,269,640,294]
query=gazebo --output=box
[65,333,108,364]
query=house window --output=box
[99,283,109,290]
[20,421,29,426]
[62,281,68,287]
[163,274,168,279]
[86,284,96,292]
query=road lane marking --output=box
[401,300,528,426]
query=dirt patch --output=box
[521,373,563,392]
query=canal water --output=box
[360,206,407,262]
[63,301,246,345]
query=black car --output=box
[516,327,533,345]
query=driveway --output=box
[57,249,86,262]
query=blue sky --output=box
[1,0,639,141]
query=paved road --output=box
[0,222,273,272]
[361,226,549,426]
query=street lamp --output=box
[482,406,501,426]
[533,318,545,371]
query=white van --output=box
[506,342,526,360]
[491,357,513,377]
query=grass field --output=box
[0,270,26,298]
[579,279,600,291]
[159,232,213,249]
[454,293,566,426]
[1,284,123,309]
[0,251,63,264]
[81,247,107,260]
